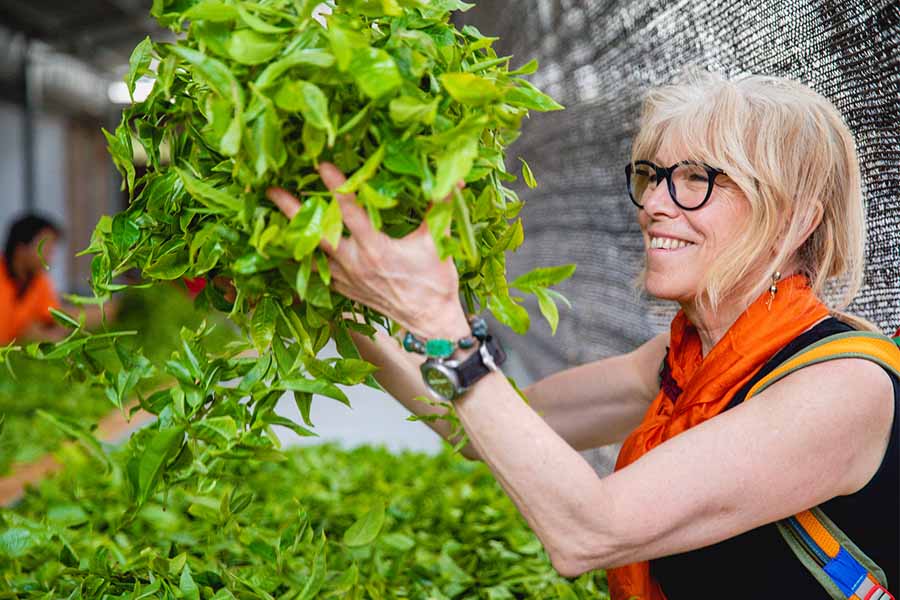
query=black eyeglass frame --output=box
[625,160,726,211]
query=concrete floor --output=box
[272,339,534,455]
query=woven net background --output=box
[456,0,900,372]
[455,1,900,470]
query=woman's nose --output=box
[640,182,679,218]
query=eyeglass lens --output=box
[628,162,714,210]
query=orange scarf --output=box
[608,275,830,600]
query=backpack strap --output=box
[746,332,900,600]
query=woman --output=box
[267,73,898,598]
[0,214,66,344]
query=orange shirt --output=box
[0,257,60,344]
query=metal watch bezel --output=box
[420,358,462,401]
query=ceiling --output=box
[0,0,171,78]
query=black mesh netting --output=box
[456,0,900,383]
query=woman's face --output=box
[637,145,752,304]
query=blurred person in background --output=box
[1,214,66,343]
[1,213,115,344]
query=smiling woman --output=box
[304,71,898,600]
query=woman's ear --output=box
[792,200,824,253]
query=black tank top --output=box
[650,318,899,598]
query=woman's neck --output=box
[681,268,808,357]
[680,300,746,358]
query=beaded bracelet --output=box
[402,316,489,359]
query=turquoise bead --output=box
[458,337,475,349]
[403,332,421,353]
[426,338,455,358]
[471,317,488,340]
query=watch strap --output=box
[457,335,506,389]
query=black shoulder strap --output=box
[725,317,853,411]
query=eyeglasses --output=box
[625,160,726,211]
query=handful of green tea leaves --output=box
[72,0,575,504]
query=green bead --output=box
[458,337,475,349]
[426,338,455,358]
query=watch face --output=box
[422,363,458,401]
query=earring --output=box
[766,271,782,310]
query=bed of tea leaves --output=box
[0,443,609,599]
[0,284,236,474]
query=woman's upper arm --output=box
[626,331,670,403]
[523,332,669,450]
[585,357,895,567]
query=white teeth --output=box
[650,237,693,250]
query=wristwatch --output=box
[420,335,507,401]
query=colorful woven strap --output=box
[747,332,899,600]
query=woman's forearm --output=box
[348,328,481,459]
[450,363,621,576]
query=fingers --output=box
[317,162,352,199]
[267,187,301,220]
[317,162,375,238]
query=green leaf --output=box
[331,358,378,385]
[237,5,293,33]
[176,168,242,213]
[510,264,576,290]
[169,44,243,108]
[519,158,537,189]
[36,410,112,471]
[180,564,200,600]
[102,126,135,193]
[302,121,326,159]
[126,36,153,100]
[296,536,327,600]
[250,98,287,178]
[274,80,335,144]
[337,144,385,194]
[349,48,402,99]
[343,501,385,547]
[280,377,349,406]
[389,95,438,125]
[182,0,238,22]
[432,136,479,200]
[322,196,343,249]
[112,212,141,253]
[251,296,278,352]
[294,391,314,427]
[294,255,314,299]
[439,72,503,105]
[49,308,82,330]
[254,49,335,89]
[544,287,573,309]
[533,287,560,334]
[505,79,564,111]
[225,29,282,65]
[425,200,452,250]
[262,413,317,438]
[285,198,327,260]
[0,528,34,558]
[452,188,478,265]
[192,416,238,443]
[328,25,368,71]
[488,294,530,335]
[138,427,184,505]
[508,58,539,75]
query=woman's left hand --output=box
[266,163,470,339]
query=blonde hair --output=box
[632,71,873,329]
